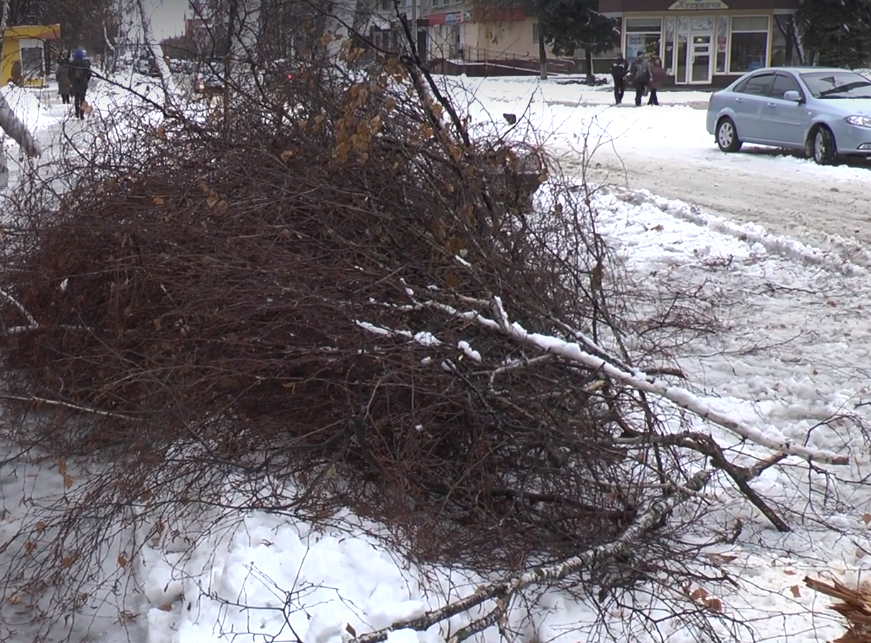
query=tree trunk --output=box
[775,14,804,66]
[223,0,240,133]
[538,34,547,81]
[0,0,42,189]
[584,47,594,83]
[103,21,117,73]
[790,17,806,66]
[136,0,177,98]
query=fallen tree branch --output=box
[616,431,791,532]
[0,394,140,421]
[404,295,847,465]
[349,468,714,643]
[0,287,37,328]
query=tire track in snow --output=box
[557,149,871,275]
[603,186,869,277]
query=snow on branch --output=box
[408,296,848,465]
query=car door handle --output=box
[766,102,777,107]
[735,97,744,102]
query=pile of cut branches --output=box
[0,25,852,643]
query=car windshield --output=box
[800,72,871,99]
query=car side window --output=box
[769,73,802,99]
[740,73,774,96]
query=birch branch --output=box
[0,394,140,421]
[349,468,714,643]
[409,297,847,465]
[0,287,37,327]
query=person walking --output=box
[69,48,92,120]
[611,52,629,105]
[647,57,666,106]
[56,56,71,105]
[628,52,651,107]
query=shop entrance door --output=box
[690,34,712,84]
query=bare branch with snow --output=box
[409,296,847,465]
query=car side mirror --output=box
[783,90,802,103]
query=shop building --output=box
[600,0,801,86]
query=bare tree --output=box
[134,0,176,95]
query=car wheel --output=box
[809,126,838,165]
[716,117,742,153]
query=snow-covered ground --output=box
[3,73,871,643]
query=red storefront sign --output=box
[428,11,463,25]
[471,7,526,22]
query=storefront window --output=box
[691,17,713,32]
[715,16,727,73]
[625,17,662,59]
[664,18,675,73]
[675,33,687,83]
[729,15,769,74]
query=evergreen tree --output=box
[536,0,618,80]
[796,0,871,68]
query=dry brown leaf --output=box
[62,556,75,568]
[7,593,20,605]
[158,604,173,612]
[63,474,73,490]
[704,597,723,613]
[345,623,357,637]
[118,555,128,568]
[57,456,67,477]
[706,553,739,565]
[862,513,871,525]
[34,521,47,533]
[858,548,867,559]
[153,196,165,206]
[24,541,36,554]
[784,569,797,575]
[790,584,801,598]
[690,587,708,602]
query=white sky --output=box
[144,0,189,39]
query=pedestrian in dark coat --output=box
[611,53,629,105]
[647,57,666,106]
[56,58,71,104]
[69,48,92,120]
[628,52,651,107]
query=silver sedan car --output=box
[706,67,871,165]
